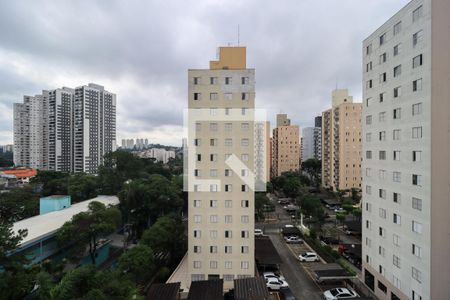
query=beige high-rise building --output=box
[271,114,300,178]
[321,89,362,191]
[187,47,255,289]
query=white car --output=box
[322,287,359,299]
[255,229,264,236]
[262,271,285,281]
[265,278,289,290]
[285,236,303,244]
[334,207,345,213]
[298,252,319,262]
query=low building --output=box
[1,168,37,184]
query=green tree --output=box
[68,174,99,203]
[31,170,70,196]
[117,245,155,285]
[35,271,55,300]
[0,186,39,222]
[350,188,361,204]
[57,201,121,265]
[336,212,347,227]
[141,216,185,263]
[302,158,321,187]
[255,192,272,221]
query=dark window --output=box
[378,281,387,293]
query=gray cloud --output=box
[0,0,410,145]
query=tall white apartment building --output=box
[362,1,450,299]
[187,47,255,289]
[13,83,116,174]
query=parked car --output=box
[255,229,264,236]
[263,271,285,281]
[298,252,320,262]
[265,278,289,290]
[322,287,359,299]
[224,289,234,300]
[279,287,297,300]
[285,236,303,244]
[334,207,346,213]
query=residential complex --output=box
[321,89,362,191]
[187,46,255,289]
[362,0,450,299]
[135,148,176,163]
[13,83,116,174]
[301,118,321,162]
[271,114,300,177]
[254,121,270,186]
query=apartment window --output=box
[210,123,218,131]
[366,80,373,89]
[366,115,372,125]
[379,33,386,46]
[393,234,400,246]
[392,276,401,290]
[210,93,218,101]
[193,246,201,253]
[393,43,401,56]
[376,281,387,295]
[224,138,232,146]
[412,291,422,300]
[412,150,422,162]
[412,197,422,211]
[393,65,401,77]
[412,103,422,115]
[366,133,372,142]
[379,131,386,141]
[210,230,218,239]
[224,274,234,281]
[366,44,372,55]
[193,261,201,269]
[241,185,248,192]
[379,111,386,122]
[393,151,401,161]
[366,61,372,72]
[412,79,423,92]
[225,246,232,254]
[224,93,233,100]
[224,123,232,131]
[241,154,249,161]
[366,185,372,195]
[412,221,423,234]
[241,108,247,115]
[210,77,218,84]
[379,151,386,160]
[193,93,201,100]
[379,73,386,83]
[225,261,232,269]
[241,77,249,84]
[366,220,371,230]
[366,168,372,177]
[412,267,422,283]
[241,230,249,238]
[225,184,232,192]
[196,123,202,132]
[379,265,385,275]
[210,260,218,269]
[210,154,218,162]
[393,192,401,203]
[224,215,232,223]
[393,21,402,35]
[194,169,201,177]
[379,227,385,237]
[393,108,401,119]
[393,86,401,98]
[379,52,387,64]
[194,185,201,192]
[379,208,386,219]
[379,169,386,179]
[241,246,249,254]
[210,169,218,177]
[194,138,201,146]
[413,30,423,47]
[210,184,218,192]
[379,92,385,102]
[209,138,217,146]
[210,215,218,223]
[224,169,232,177]
[241,93,249,100]
[412,244,422,258]
[241,122,249,130]
[393,129,401,140]
[241,200,249,208]
[241,169,249,177]
[412,174,422,186]
[412,5,423,22]
[413,54,423,68]
[241,261,249,269]
[194,215,201,223]
[393,171,401,182]
[365,202,372,212]
[412,127,422,139]
[225,200,232,208]
[210,200,218,208]
[225,77,232,85]
[393,213,401,225]
[241,138,249,146]
[193,230,201,238]
[366,151,372,159]
[379,189,386,199]
[224,230,232,238]
[241,215,249,223]
[193,77,201,85]
[194,200,201,208]
[393,255,400,268]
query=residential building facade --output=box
[362,1,450,299]
[271,114,300,177]
[321,89,362,191]
[187,47,255,289]
[302,126,321,162]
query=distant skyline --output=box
[0,0,410,146]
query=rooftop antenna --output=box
[237,24,240,46]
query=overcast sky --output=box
[0,0,410,146]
